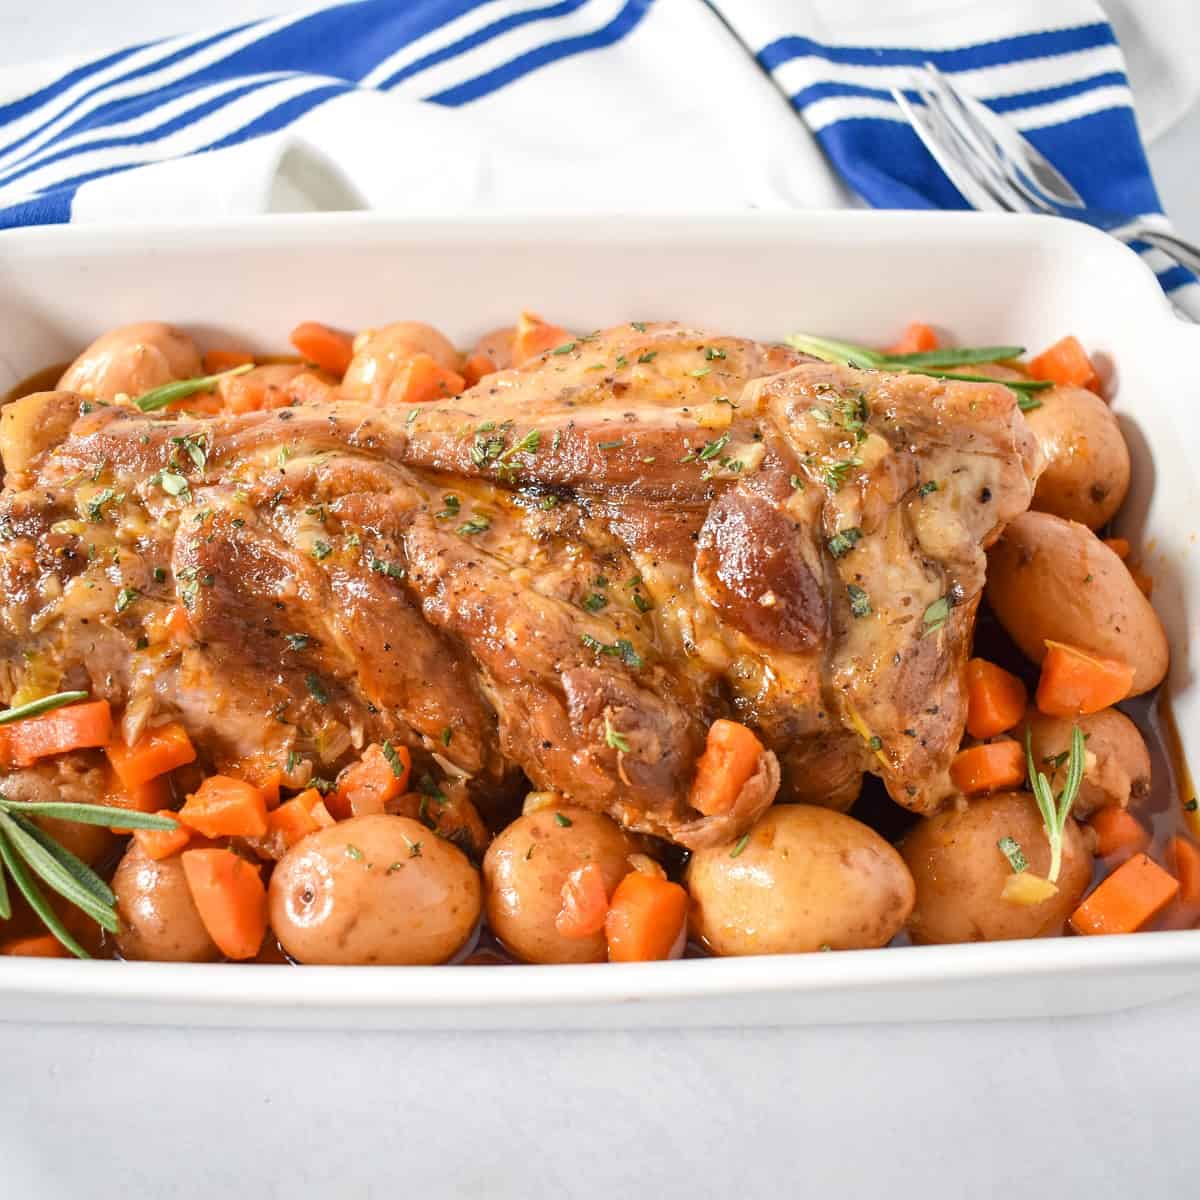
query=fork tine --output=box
[889,85,1004,212]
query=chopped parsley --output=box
[285,633,310,651]
[381,739,406,780]
[370,557,406,579]
[306,674,329,705]
[580,634,643,669]
[457,515,492,536]
[114,586,140,614]
[697,433,729,462]
[632,592,653,614]
[918,480,939,497]
[704,346,727,361]
[170,433,208,471]
[922,596,951,637]
[730,833,750,858]
[847,583,872,618]
[554,812,573,827]
[436,495,461,519]
[441,727,453,747]
[153,566,167,583]
[631,321,647,333]
[604,713,631,753]
[158,472,190,498]
[497,429,541,465]
[417,773,447,805]
[550,341,576,356]
[286,750,301,773]
[998,836,1028,874]
[86,488,122,522]
[822,457,862,492]
[867,735,883,752]
[345,844,364,862]
[597,439,624,451]
[582,593,608,613]
[827,527,863,559]
[637,351,657,364]
[311,540,332,561]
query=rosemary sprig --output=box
[1025,725,1085,884]
[135,363,253,412]
[0,691,88,725]
[785,333,1051,399]
[0,794,177,958]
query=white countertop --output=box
[2,6,1197,1198]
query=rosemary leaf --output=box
[0,691,88,725]
[0,799,177,830]
[135,363,253,412]
[0,829,91,958]
[5,811,115,906]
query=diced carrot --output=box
[108,774,172,835]
[179,775,269,838]
[885,322,938,355]
[133,813,191,861]
[221,374,271,414]
[1027,335,1100,394]
[0,700,112,768]
[0,934,68,958]
[309,797,337,828]
[949,740,1026,794]
[202,348,255,374]
[106,721,196,789]
[1036,640,1134,717]
[285,371,337,407]
[688,719,765,817]
[1129,566,1153,597]
[605,871,689,962]
[462,352,497,387]
[555,863,611,938]
[331,743,411,819]
[964,658,1027,739]
[512,311,571,366]
[1166,836,1200,906]
[236,760,282,810]
[1069,852,1179,935]
[266,791,322,849]
[387,353,465,406]
[181,848,267,960]
[289,321,354,376]
[1087,805,1150,860]
[1103,537,1130,560]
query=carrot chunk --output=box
[1087,805,1149,860]
[108,773,172,834]
[179,776,269,838]
[1036,640,1134,717]
[106,721,196,788]
[1027,335,1100,393]
[330,743,410,819]
[202,348,255,374]
[1166,837,1200,906]
[555,862,611,939]
[0,934,69,958]
[511,311,571,366]
[885,322,938,355]
[0,700,112,768]
[266,790,323,849]
[688,719,765,817]
[462,352,497,387]
[605,871,689,962]
[949,740,1026,794]
[1103,537,1131,560]
[309,797,337,828]
[289,321,354,376]
[181,848,267,960]
[964,658,1027,739]
[1069,853,1179,935]
[133,814,192,861]
[388,353,465,406]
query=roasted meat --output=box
[0,323,1038,847]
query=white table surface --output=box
[2,6,1198,1198]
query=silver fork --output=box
[891,63,1200,277]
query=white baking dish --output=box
[0,210,1196,1029]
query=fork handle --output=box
[1132,228,1200,277]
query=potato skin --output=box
[342,321,460,403]
[686,805,914,955]
[112,844,220,963]
[1022,706,1151,817]
[482,807,634,964]
[900,791,1091,944]
[58,321,202,402]
[269,815,480,965]
[985,511,1167,695]
[1025,385,1130,528]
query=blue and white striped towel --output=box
[1,0,1197,310]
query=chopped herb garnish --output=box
[170,434,208,471]
[632,592,652,614]
[637,351,657,364]
[697,433,729,462]
[159,472,190,498]
[582,593,608,613]
[286,750,301,773]
[604,713,631,753]
[85,488,120,523]
[867,735,883,752]
[285,633,310,651]
[417,773,447,805]
[554,812,573,827]
[597,439,624,451]
[153,566,167,583]
[306,674,329,705]
[403,837,423,858]
[345,844,364,862]
[550,341,576,356]
[631,321,647,333]
[381,740,406,780]
[827,527,863,559]
[704,346,727,361]
[998,836,1028,874]
[135,636,149,651]
[441,727,452,747]
[689,367,712,379]
[1025,726,1085,883]
[922,596,951,637]
[457,515,492,536]
[370,557,406,579]
[822,457,862,492]
[847,583,872,618]
[540,495,559,509]
[918,480,939,497]
[790,474,805,490]
[114,587,140,614]
[311,540,332,561]
[730,833,750,858]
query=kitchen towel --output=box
[0,0,1196,307]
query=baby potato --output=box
[1,754,117,866]
[686,805,914,955]
[1022,706,1151,817]
[901,791,1091,944]
[269,815,481,965]
[0,391,80,480]
[112,843,220,963]
[342,321,460,404]
[1024,385,1130,528]
[58,321,202,402]
[986,511,1167,695]
[482,806,635,964]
